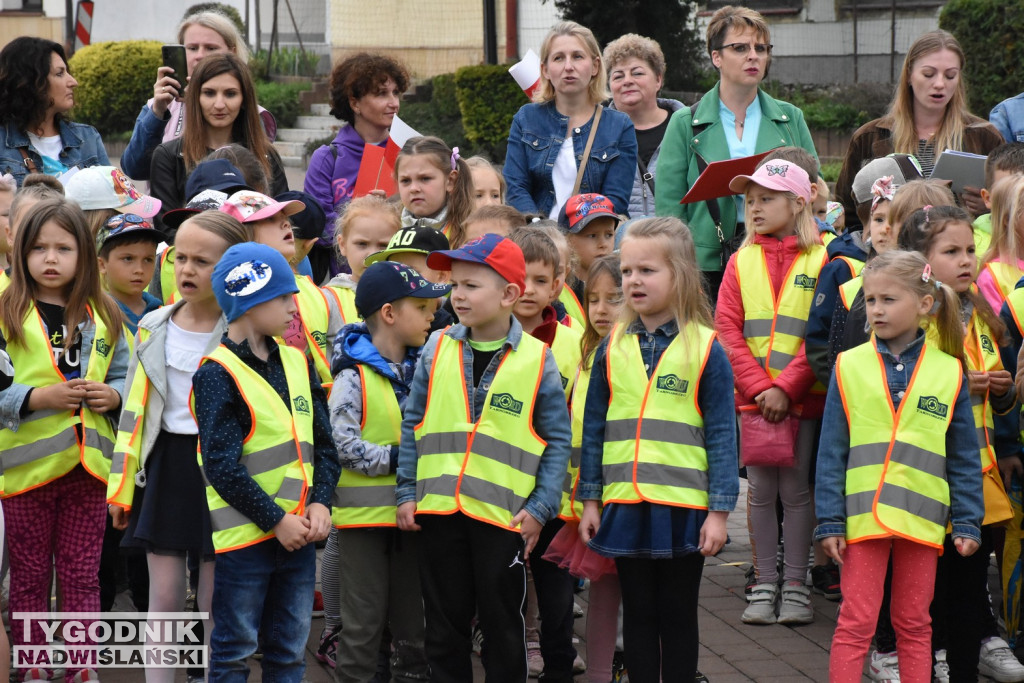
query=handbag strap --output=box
[637,155,655,195]
[17,147,38,174]
[572,105,603,196]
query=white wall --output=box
[516,0,559,57]
[86,0,247,43]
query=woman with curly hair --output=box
[304,52,410,275]
[0,36,109,187]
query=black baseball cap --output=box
[364,225,450,266]
[275,190,326,241]
[355,261,451,318]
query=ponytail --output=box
[929,279,967,370]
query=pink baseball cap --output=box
[729,162,812,202]
[217,190,304,223]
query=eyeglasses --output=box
[716,43,772,56]
[104,213,151,236]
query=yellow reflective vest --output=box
[548,322,582,401]
[107,326,153,509]
[414,333,548,529]
[324,285,359,325]
[559,286,585,328]
[1,302,118,497]
[982,261,1023,308]
[834,255,865,280]
[560,359,591,521]
[196,343,314,552]
[332,364,401,528]
[601,323,715,508]
[155,246,178,305]
[290,275,333,393]
[836,340,961,547]
[839,275,863,312]
[736,243,827,394]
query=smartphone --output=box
[161,44,188,97]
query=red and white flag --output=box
[355,115,422,197]
[384,114,422,165]
[509,49,541,99]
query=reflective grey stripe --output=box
[3,429,78,470]
[110,453,126,475]
[605,419,638,442]
[773,314,807,338]
[976,426,992,447]
[561,470,574,494]
[472,432,541,475]
[889,443,946,479]
[743,319,773,338]
[417,431,469,456]
[209,505,256,533]
[458,474,526,514]
[83,429,114,459]
[333,484,395,508]
[22,407,64,424]
[848,444,887,470]
[570,446,581,469]
[970,394,983,407]
[846,489,876,517]
[754,357,766,370]
[877,484,948,525]
[417,473,459,501]
[638,419,704,448]
[274,476,305,503]
[767,350,795,373]
[603,461,708,490]
[242,442,303,477]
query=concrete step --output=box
[273,140,309,158]
[279,155,305,168]
[296,115,340,130]
[310,103,332,117]
[277,127,331,143]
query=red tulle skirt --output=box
[542,521,617,580]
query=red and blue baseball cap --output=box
[355,261,451,318]
[427,233,526,293]
[557,193,620,234]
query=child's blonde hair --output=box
[85,208,117,239]
[465,156,506,203]
[983,173,1024,266]
[580,254,621,371]
[619,217,712,330]
[887,179,956,235]
[532,220,573,278]
[536,21,609,105]
[334,195,401,260]
[861,249,965,368]
[740,188,818,250]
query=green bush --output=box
[69,41,162,137]
[432,74,460,121]
[940,0,1024,115]
[454,64,526,160]
[254,80,312,129]
[820,161,843,183]
[801,100,869,131]
[250,47,319,79]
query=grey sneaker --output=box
[777,581,814,625]
[979,637,1024,682]
[741,583,778,624]
[933,649,949,683]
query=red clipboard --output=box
[680,150,772,204]
[353,143,397,197]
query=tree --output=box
[549,0,707,90]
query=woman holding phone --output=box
[121,11,276,181]
[148,52,287,229]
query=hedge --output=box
[454,64,528,161]
[69,41,162,137]
[940,0,1024,116]
[253,80,312,129]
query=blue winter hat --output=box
[212,242,299,323]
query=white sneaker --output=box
[867,650,900,682]
[741,583,778,624]
[777,581,814,625]
[526,642,543,678]
[933,649,949,683]
[980,637,1024,682]
[572,653,586,674]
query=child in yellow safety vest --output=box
[894,205,1018,678]
[0,197,129,683]
[578,217,738,681]
[978,171,1024,311]
[395,233,571,681]
[327,260,449,682]
[193,242,339,682]
[557,194,618,327]
[815,250,984,683]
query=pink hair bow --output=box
[870,175,896,212]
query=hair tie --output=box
[922,204,932,224]
[0,173,14,191]
[870,175,896,212]
[450,147,460,170]
[922,263,932,283]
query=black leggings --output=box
[616,553,704,683]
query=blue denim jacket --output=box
[814,334,984,543]
[990,93,1024,143]
[578,320,739,511]
[503,101,638,217]
[0,120,109,187]
[396,317,572,524]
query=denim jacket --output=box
[503,101,638,217]
[990,93,1024,143]
[577,320,739,511]
[0,120,109,187]
[396,317,572,524]
[814,334,984,544]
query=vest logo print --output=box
[94,338,110,357]
[981,334,995,355]
[560,374,569,389]
[917,395,949,420]
[293,395,310,415]
[793,274,817,290]
[312,330,327,348]
[656,373,689,396]
[490,392,523,416]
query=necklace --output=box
[738,120,745,128]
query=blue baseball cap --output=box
[355,261,451,318]
[275,190,326,241]
[212,242,299,323]
[185,159,250,201]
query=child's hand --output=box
[396,502,421,531]
[303,503,331,542]
[109,505,130,530]
[988,370,1014,397]
[1001,455,1024,489]
[755,387,790,423]
[821,536,846,566]
[273,513,310,551]
[698,511,729,556]
[968,370,990,396]
[511,509,543,555]
[955,537,980,557]
[28,379,87,411]
[82,380,120,413]
[579,501,601,544]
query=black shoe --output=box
[695,672,710,682]
[611,650,628,683]
[810,562,842,601]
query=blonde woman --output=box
[504,21,637,218]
